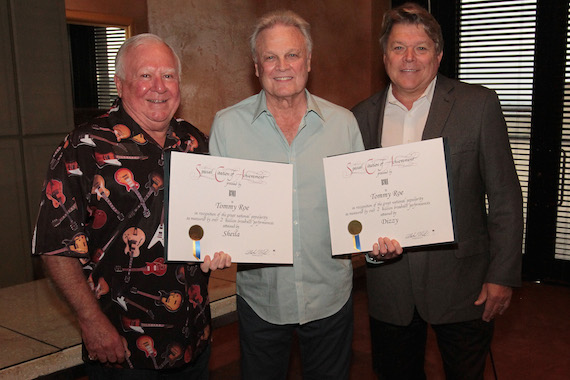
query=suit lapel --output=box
[374,88,389,148]
[422,75,455,140]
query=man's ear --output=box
[114,75,123,97]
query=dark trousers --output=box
[84,344,210,380]
[369,310,494,380]
[237,294,354,380]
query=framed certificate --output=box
[323,137,455,255]
[164,152,293,263]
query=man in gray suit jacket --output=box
[351,3,523,379]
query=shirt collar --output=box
[109,98,175,147]
[251,89,324,123]
[387,76,438,108]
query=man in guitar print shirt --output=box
[32,34,231,379]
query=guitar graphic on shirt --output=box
[46,179,78,231]
[92,124,131,142]
[176,265,192,337]
[130,287,183,312]
[122,227,146,283]
[51,200,78,227]
[114,257,167,277]
[114,295,155,320]
[94,151,147,167]
[88,227,122,266]
[136,335,158,369]
[120,336,134,369]
[115,168,151,218]
[158,342,183,369]
[175,265,206,335]
[44,233,88,256]
[49,139,69,170]
[123,227,145,256]
[127,172,163,219]
[120,315,173,333]
[148,207,165,249]
[91,175,125,220]
[80,133,126,150]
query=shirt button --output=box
[293,220,299,225]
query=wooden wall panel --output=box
[0,139,33,287]
[10,0,74,135]
[0,0,19,136]
[1,0,73,287]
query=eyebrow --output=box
[390,39,431,46]
[262,47,304,55]
[138,67,177,73]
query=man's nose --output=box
[152,76,167,92]
[403,49,415,62]
[276,57,287,70]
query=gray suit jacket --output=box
[352,75,523,325]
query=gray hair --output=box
[250,10,312,62]
[380,2,444,55]
[115,33,182,80]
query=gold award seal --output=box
[189,225,204,241]
[348,220,363,236]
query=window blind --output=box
[94,27,126,109]
[554,5,570,260]
[458,0,537,254]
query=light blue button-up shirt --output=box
[209,90,365,324]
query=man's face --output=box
[254,24,311,103]
[115,41,180,134]
[383,23,442,103]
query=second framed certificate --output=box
[164,152,293,263]
[323,137,455,255]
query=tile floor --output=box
[0,279,81,371]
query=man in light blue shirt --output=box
[209,10,401,380]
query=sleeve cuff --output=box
[365,252,385,265]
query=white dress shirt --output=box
[367,77,438,265]
[382,77,438,147]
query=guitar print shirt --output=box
[32,101,212,370]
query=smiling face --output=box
[383,23,442,106]
[254,24,311,104]
[114,41,180,140]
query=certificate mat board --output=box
[165,152,293,263]
[323,137,455,255]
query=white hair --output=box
[115,33,182,80]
